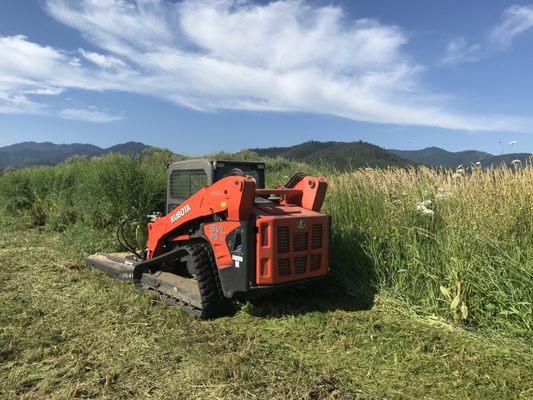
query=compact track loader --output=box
[85,159,330,318]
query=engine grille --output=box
[270,221,326,280]
[278,258,291,276]
[294,256,307,274]
[310,254,321,271]
[293,231,308,251]
[277,226,290,253]
[311,224,322,249]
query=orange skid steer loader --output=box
[85,159,330,318]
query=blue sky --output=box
[0,0,532,155]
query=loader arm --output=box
[146,175,256,259]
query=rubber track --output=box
[183,241,230,319]
[138,241,229,319]
[153,291,203,318]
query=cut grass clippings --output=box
[0,220,531,399]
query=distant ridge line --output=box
[0,141,149,169]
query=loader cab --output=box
[166,159,266,214]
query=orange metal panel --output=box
[146,175,255,259]
[255,206,329,285]
[203,221,241,269]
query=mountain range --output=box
[0,140,530,170]
[388,147,531,169]
[0,141,149,169]
[250,141,530,170]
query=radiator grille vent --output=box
[311,224,323,249]
[273,222,326,279]
[278,258,291,276]
[293,232,308,252]
[294,256,307,274]
[277,227,290,253]
[310,254,321,271]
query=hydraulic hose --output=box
[116,217,143,259]
[284,172,308,188]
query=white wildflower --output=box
[416,201,435,216]
[511,159,521,165]
[421,208,434,215]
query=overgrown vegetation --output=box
[326,166,532,336]
[0,150,531,338]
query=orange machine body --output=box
[146,173,329,293]
[254,204,329,285]
[146,175,256,260]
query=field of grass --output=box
[1,219,531,399]
[0,151,532,398]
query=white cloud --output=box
[178,2,407,72]
[441,4,533,66]
[491,4,533,48]
[59,107,123,123]
[0,34,130,121]
[0,91,48,115]
[26,87,64,95]
[441,38,483,65]
[78,49,128,70]
[0,0,531,132]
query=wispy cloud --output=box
[490,4,533,48]
[0,0,532,132]
[440,38,484,65]
[0,34,126,121]
[59,107,124,123]
[78,49,128,70]
[441,4,533,66]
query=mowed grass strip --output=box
[0,221,531,399]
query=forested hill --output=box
[250,140,413,170]
[0,141,149,169]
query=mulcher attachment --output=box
[84,242,229,319]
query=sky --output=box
[0,0,532,155]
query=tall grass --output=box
[0,150,173,251]
[326,165,532,336]
[0,153,531,336]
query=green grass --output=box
[326,166,533,337]
[1,219,532,399]
[0,153,531,338]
